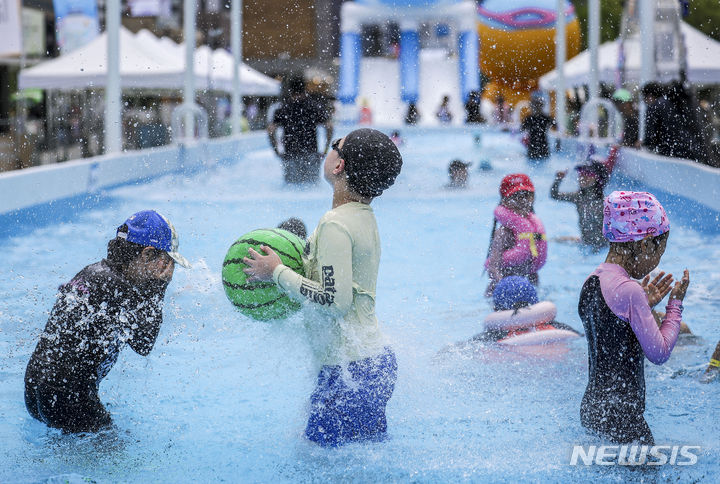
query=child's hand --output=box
[555,170,567,179]
[641,271,674,307]
[243,246,282,282]
[669,269,690,302]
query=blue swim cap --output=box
[492,276,538,311]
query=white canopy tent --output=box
[19,28,186,90]
[137,31,281,96]
[540,22,720,89]
[19,27,280,96]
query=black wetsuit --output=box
[273,96,329,184]
[25,260,167,433]
[521,113,552,160]
[578,275,653,444]
[550,179,607,249]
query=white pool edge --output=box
[2,129,719,217]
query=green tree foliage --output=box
[573,0,625,50]
[684,0,720,41]
[573,0,720,49]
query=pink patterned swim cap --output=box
[602,191,670,242]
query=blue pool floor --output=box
[1,129,718,483]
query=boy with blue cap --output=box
[24,210,190,433]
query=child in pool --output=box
[472,276,580,343]
[445,159,471,189]
[578,191,690,444]
[277,217,307,239]
[550,159,609,250]
[701,340,720,383]
[243,128,403,446]
[24,210,190,433]
[389,130,404,147]
[485,174,547,297]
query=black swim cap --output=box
[341,128,403,198]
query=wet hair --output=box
[341,128,403,198]
[577,161,609,197]
[288,76,306,96]
[642,82,662,99]
[107,224,162,270]
[448,160,469,174]
[277,217,307,239]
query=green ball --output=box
[222,228,306,321]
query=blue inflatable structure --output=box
[338,0,480,109]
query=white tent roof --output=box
[19,28,185,90]
[143,34,281,96]
[540,22,720,89]
[19,27,280,96]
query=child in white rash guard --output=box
[243,128,403,446]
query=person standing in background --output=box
[436,95,453,124]
[612,89,639,147]
[520,96,553,161]
[405,102,420,125]
[268,76,334,184]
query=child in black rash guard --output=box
[24,210,190,433]
[550,159,609,250]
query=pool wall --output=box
[1,130,718,237]
[0,132,267,237]
[557,137,720,232]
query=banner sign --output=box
[0,0,23,57]
[129,0,172,17]
[52,0,99,54]
[22,8,46,57]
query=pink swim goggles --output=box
[602,191,670,242]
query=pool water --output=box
[1,128,718,483]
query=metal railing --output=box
[577,98,623,145]
[171,103,209,143]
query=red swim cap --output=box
[500,173,534,198]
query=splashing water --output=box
[1,129,718,482]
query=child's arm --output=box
[126,280,169,356]
[705,341,720,375]
[625,281,682,364]
[485,226,513,281]
[652,310,692,334]
[273,221,353,318]
[550,171,580,203]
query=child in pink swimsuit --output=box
[579,191,690,444]
[485,174,547,297]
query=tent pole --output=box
[105,0,121,153]
[231,0,243,135]
[183,0,196,138]
[588,0,600,130]
[639,0,656,141]
[555,0,567,138]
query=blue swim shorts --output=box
[305,347,397,446]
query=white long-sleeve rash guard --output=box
[272,202,386,365]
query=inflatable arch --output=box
[338,0,481,109]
